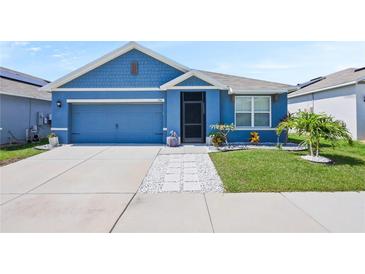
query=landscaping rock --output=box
[139,153,224,193]
[301,155,333,164]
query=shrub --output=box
[209,131,226,147]
[249,132,260,144]
[209,123,235,146]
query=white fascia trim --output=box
[51,128,68,131]
[229,89,288,95]
[66,99,165,104]
[0,91,51,101]
[160,70,228,90]
[288,81,357,98]
[55,88,161,92]
[166,86,221,90]
[41,41,190,92]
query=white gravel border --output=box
[301,155,333,164]
[139,153,224,193]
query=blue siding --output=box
[176,76,212,86]
[166,90,181,137]
[0,94,51,144]
[52,91,166,143]
[60,49,184,88]
[53,90,287,144]
[205,90,220,137]
[219,91,288,142]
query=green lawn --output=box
[209,135,365,192]
[0,139,48,166]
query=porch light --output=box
[56,100,62,108]
[272,94,279,102]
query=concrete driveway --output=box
[0,145,161,232]
[1,145,364,232]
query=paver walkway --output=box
[139,146,224,193]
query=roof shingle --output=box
[289,67,365,97]
[0,68,51,101]
[198,70,292,92]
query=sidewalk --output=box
[112,191,365,233]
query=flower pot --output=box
[49,136,59,147]
[166,136,179,147]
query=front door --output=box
[181,92,205,143]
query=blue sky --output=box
[1,41,364,85]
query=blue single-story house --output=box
[41,42,291,144]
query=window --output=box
[235,96,271,127]
[131,62,138,75]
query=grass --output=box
[209,134,365,192]
[0,139,48,166]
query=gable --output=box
[176,76,212,86]
[60,49,184,88]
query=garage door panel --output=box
[71,104,163,143]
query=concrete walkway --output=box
[1,145,364,232]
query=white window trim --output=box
[234,96,272,129]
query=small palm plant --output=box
[277,111,352,159]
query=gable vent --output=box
[131,62,138,75]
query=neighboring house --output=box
[41,42,291,144]
[288,67,365,140]
[0,67,51,145]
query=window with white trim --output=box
[235,96,271,127]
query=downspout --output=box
[28,98,32,129]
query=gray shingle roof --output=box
[0,68,51,101]
[0,67,49,87]
[198,70,293,92]
[289,67,365,98]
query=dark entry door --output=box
[181,92,205,143]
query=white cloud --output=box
[52,53,69,58]
[27,47,41,52]
[12,41,30,46]
[50,51,80,71]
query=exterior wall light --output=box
[56,100,62,108]
[272,94,279,102]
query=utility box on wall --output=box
[37,112,44,125]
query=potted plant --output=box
[48,133,59,147]
[166,130,179,147]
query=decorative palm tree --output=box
[277,111,352,158]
